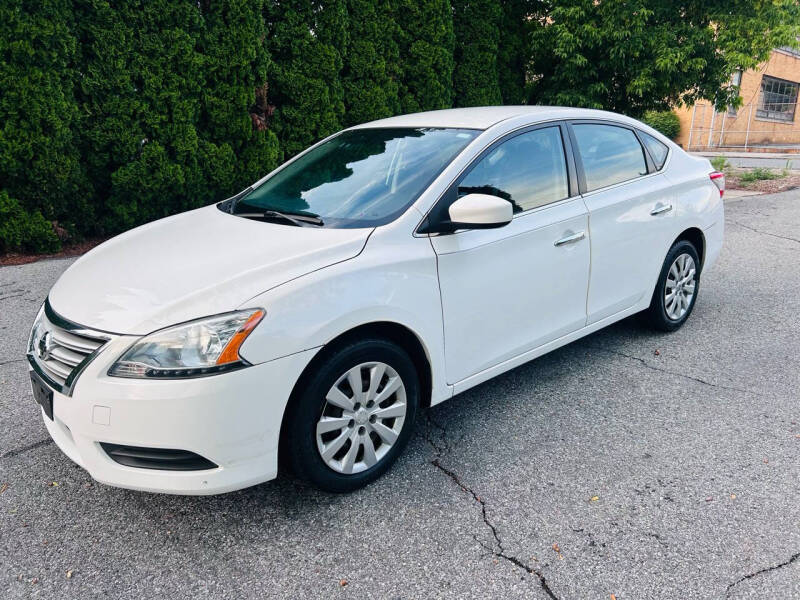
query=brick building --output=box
[675,47,800,151]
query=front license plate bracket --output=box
[30,370,54,421]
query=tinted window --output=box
[233,127,478,228]
[458,127,569,213]
[640,132,669,170]
[573,124,648,191]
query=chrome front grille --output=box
[27,301,112,395]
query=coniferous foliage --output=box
[497,0,531,105]
[197,0,280,192]
[75,0,279,235]
[452,0,502,107]
[0,0,87,251]
[1,0,799,253]
[84,1,207,231]
[394,0,455,113]
[74,0,140,226]
[265,0,347,158]
[341,0,401,126]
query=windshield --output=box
[230,127,479,228]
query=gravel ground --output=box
[1,190,799,599]
[725,168,800,194]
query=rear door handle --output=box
[650,203,673,216]
[554,231,586,246]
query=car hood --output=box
[48,205,372,334]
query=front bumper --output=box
[33,336,318,495]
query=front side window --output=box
[572,124,648,192]
[757,75,798,122]
[640,132,669,170]
[458,126,569,213]
[232,127,479,228]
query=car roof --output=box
[350,106,643,131]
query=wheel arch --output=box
[673,227,706,269]
[277,321,434,471]
[645,226,707,313]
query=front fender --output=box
[237,232,451,405]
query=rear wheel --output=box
[285,338,419,492]
[646,240,700,332]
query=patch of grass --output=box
[738,167,784,183]
[710,156,729,171]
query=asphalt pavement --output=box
[696,151,800,170]
[1,189,799,599]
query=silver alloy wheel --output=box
[316,362,407,474]
[665,253,696,320]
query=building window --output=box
[757,75,798,122]
[728,70,743,116]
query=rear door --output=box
[568,121,675,324]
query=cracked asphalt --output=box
[1,190,799,599]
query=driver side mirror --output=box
[443,193,513,232]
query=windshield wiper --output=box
[238,209,324,227]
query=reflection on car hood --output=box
[48,205,372,334]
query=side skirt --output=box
[443,300,648,399]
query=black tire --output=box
[284,338,419,493]
[646,239,701,332]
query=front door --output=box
[429,124,591,384]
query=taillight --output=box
[710,171,725,198]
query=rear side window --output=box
[640,131,669,170]
[458,126,569,213]
[572,124,648,192]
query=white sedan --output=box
[27,107,724,494]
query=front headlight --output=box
[108,309,265,379]
[28,303,45,355]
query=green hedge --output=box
[641,110,681,139]
[0,192,60,253]
[0,0,469,253]
[1,1,797,253]
[0,0,90,252]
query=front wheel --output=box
[284,338,419,493]
[646,240,701,332]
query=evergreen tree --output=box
[341,0,400,126]
[497,0,530,105]
[452,0,502,107]
[198,0,280,190]
[76,0,278,234]
[4,0,798,255]
[0,0,88,251]
[76,0,206,231]
[394,0,455,113]
[265,1,347,158]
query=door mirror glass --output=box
[446,193,513,230]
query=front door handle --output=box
[554,231,586,246]
[650,203,673,216]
